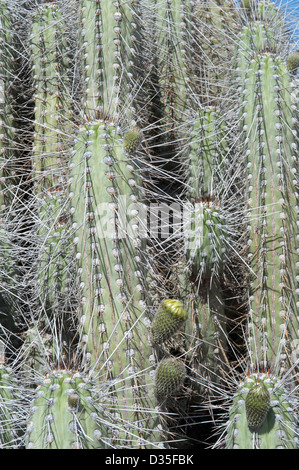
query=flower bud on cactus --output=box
[286,51,299,74]
[123,126,143,153]
[245,380,271,430]
[240,0,256,10]
[155,358,186,398]
[151,299,188,344]
[226,373,298,449]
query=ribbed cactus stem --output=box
[30,3,73,323]
[79,0,142,120]
[185,197,231,281]
[67,120,161,447]
[153,0,194,124]
[193,0,239,105]
[0,2,19,302]
[25,369,108,449]
[235,20,299,373]
[0,362,23,448]
[226,373,298,448]
[181,107,233,385]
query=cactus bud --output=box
[240,0,257,10]
[68,393,80,410]
[151,299,188,344]
[245,380,271,431]
[286,51,299,74]
[123,126,143,153]
[155,358,186,398]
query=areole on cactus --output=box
[0,0,297,450]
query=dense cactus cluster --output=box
[0,0,298,449]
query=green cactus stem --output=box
[179,106,236,387]
[0,340,24,449]
[153,0,195,127]
[235,20,299,374]
[25,369,109,449]
[29,2,74,323]
[193,0,240,106]
[0,2,21,304]
[66,119,162,447]
[78,0,143,121]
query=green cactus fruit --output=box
[151,299,188,344]
[286,51,299,74]
[25,369,108,449]
[155,358,186,398]
[123,126,143,154]
[226,373,298,449]
[245,380,271,430]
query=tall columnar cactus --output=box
[235,20,299,374]
[0,2,19,309]
[193,0,240,105]
[218,9,299,448]
[29,3,74,326]
[65,119,162,447]
[0,0,298,450]
[0,361,24,448]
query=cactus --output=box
[225,372,298,449]
[151,299,188,345]
[155,357,186,398]
[286,50,299,74]
[0,0,297,450]
[25,369,108,449]
[235,20,298,373]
